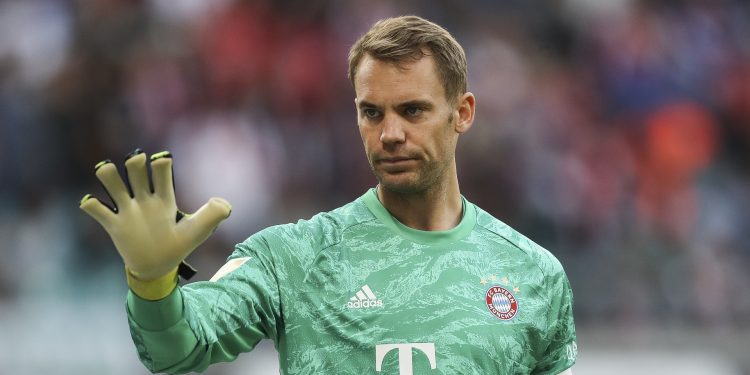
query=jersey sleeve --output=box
[125,233,283,374]
[532,257,578,375]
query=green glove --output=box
[80,150,231,292]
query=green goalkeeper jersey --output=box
[126,189,577,374]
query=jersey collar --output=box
[360,188,477,245]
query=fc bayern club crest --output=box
[485,286,518,320]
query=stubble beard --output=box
[370,150,455,196]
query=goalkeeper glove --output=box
[80,149,231,299]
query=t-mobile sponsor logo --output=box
[375,343,437,374]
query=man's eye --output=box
[363,109,380,119]
[405,106,423,117]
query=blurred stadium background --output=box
[1,0,749,373]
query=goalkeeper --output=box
[81,16,576,375]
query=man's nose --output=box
[380,113,406,144]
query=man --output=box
[81,16,577,375]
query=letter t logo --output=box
[375,343,437,375]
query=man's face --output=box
[354,53,467,194]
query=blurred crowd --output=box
[1,0,750,334]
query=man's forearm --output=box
[126,287,202,373]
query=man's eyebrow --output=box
[357,100,380,109]
[396,100,433,110]
[358,99,434,110]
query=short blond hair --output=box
[348,15,468,101]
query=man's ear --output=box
[455,92,475,134]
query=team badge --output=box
[485,286,518,320]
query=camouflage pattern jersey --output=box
[126,188,577,375]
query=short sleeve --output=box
[532,266,577,374]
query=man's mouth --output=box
[375,156,418,172]
[379,157,414,163]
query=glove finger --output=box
[79,194,116,228]
[95,160,130,210]
[150,151,176,205]
[176,197,231,250]
[124,149,150,199]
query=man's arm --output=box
[531,250,578,374]
[125,252,280,374]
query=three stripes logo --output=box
[346,285,383,309]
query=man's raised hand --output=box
[80,149,231,281]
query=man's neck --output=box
[376,175,463,232]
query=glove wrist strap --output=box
[126,266,178,301]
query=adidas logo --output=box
[346,285,383,309]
